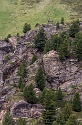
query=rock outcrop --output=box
[43,50,82,94]
[10,101,43,119]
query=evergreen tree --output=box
[39,88,47,104]
[74,32,82,61]
[72,92,81,112]
[54,103,72,125]
[17,33,20,37]
[34,27,47,51]
[43,109,55,125]
[69,20,80,37]
[42,89,56,125]
[16,117,27,125]
[18,77,24,91]
[30,54,37,65]
[55,112,65,125]
[60,31,68,42]
[17,61,26,78]
[56,21,60,29]
[76,19,80,25]
[2,112,15,125]
[23,84,37,104]
[53,121,58,125]
[23,23,31,33]
[35,66,45,91]
[63,103,72,121]
[58,38,70,61]
[65,114,78,125]
[56,87,63,100]
[51,34,62,51]
[61,17,64,25]
[44,40,53,54]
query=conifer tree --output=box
[16,117,27,125]
[2,112,15,125]
[56,21,60,29]
[69,20,80,37]
[54,103,72,125]
[61,17,64,25]
[55,112,65,125]
[58,38,70,61]
[72,92,81,112]
[23,23,31,33]
[52,121,58,125]
[42,90,56,125]
[44,40,53,54]
[51,34,62,51]
[18,77,24,91]
[23,84,37,104]
[30,54,37,65]
[17,61,26,78]
[35,66,45,91]
[74,32,82,61]
[34,27,47,51]
[56,87,63,100]
[63,103,72,121]
[60,31,68,42]
[65,114,78,125]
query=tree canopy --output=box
[34,27,47,51]
[69,20,80,37]
[72,92,81,112]
[35,66,45,91]
[23,84,37,104]
[23,23,31,33]
[2,112,15,125]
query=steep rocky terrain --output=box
[0,22,82,124]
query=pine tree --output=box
[58,38,70,61]
[63,103,72,121]
[72,92,81,112]
[23,23,31,33]
[56,21,60,29]
[34,27,47,51]
[39,88,47,104]
[55,112,65,125]
[74,32,82,61]
[56,87,63,100]
[35,66,45,91]
[44,40,53,54]
[53,121,58,125]
[51,34,62,51]
[18,77,24,91]
[16,117,27,125]
[2,112,15,125]
[17,61,26,78]
[23,84,37,104]
[69,20,80,37]
[60,31,68,42]
[30,54,37,65]
[54,103,72,125]
[61,17,64,25]
[65,114,78,125]
[42,90,56,125]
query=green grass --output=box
[0,0,80,38]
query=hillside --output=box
[0,15,82,124]
[0,0,81,38]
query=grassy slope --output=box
[0,0,80,38]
